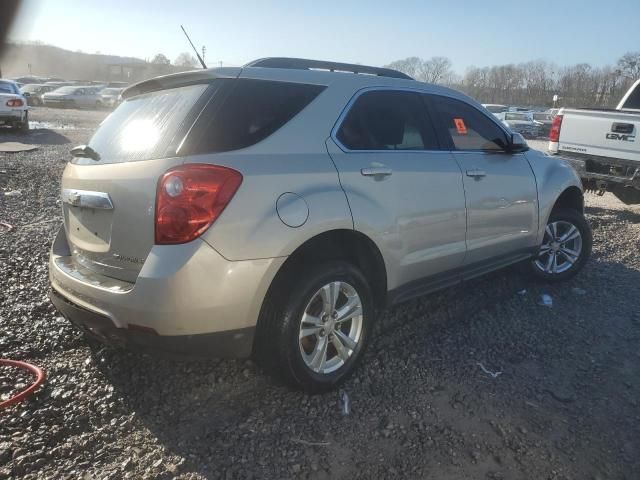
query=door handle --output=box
[361,167,393,177]
[466,169,487,178]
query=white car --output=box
[482,103,508,118]
[42,86,103,109]
[0,79,29,131]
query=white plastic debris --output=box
[517,289,527,296]
[476,362,502,379]
[339,389,350,416]
[4,190,22,197]
[572,287,587,295]
[538,294,553,307]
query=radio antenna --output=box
[180,25,207,69]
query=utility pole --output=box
[202,46,206,63]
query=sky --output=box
[9,0,640,72]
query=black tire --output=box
[529,208,592,282]
[255,261,374,393]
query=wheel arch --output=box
[263,229,387,312]
[552,186,584,214]
[253,228,387,360]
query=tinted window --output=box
[187,79,325,154]
[84,83,209,164]
[430,95,508,151]
[337,91,438,150]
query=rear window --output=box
[82,83,209,164]
[621,83,640,110]
[533,113,551,121]
[0,81,17,94]
[184,79,325,155]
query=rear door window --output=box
[185,79,326,154]
[428,95,508,151]
[83,83,211,164]
[336,90,439,150]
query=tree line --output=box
[386,52,640,108]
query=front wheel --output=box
[529,208,592,282]
[256,261,373,392]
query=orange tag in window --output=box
[454,118,467,134]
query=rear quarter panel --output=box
[192,78,357,261]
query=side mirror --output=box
[508,132,529,153]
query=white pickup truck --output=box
[549,79,640,203]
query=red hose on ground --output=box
[0,359,46,409]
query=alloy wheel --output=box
[298,281,363,375]
[534,220,583,274]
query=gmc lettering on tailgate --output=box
[606,133,635,142]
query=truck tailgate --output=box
[558,110,640,162]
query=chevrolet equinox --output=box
[49,58,592,391]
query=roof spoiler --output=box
[121,68,240,100]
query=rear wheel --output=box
[529,208,591,282]
[256,261,373,392]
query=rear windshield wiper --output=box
[70,145,101,161]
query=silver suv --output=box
[49,58,591,391]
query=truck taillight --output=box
[155,164,242,245]
[6,99,24,107]
[549,114,563,142]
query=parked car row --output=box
[482,104,558,138]
[12,76,127,109]
[21,84,125,109]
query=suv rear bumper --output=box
[49,226,286,358]
[49,288,256,358]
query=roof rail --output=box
[244,57,413,80]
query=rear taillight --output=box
[6,99,24,107]
[155,164,242,245]
[549,114,563,142]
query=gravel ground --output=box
[1,108,639,479]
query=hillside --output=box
[0,43,188,82]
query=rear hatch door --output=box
[61,81,219,282]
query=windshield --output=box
[85,83,208,164]
[0,81,17,94]
[53,86,79,94]
[21,84,43,93]
[485,105,507,113]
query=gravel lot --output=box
[1,108,639,480]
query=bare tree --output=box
[385,57,423,79]
[418,56,453,84]
[151,53,171,65]
[617,52,640,80]
[174,52,198,68]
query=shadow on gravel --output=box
[586,204,640,223]
[0,128,71,146]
